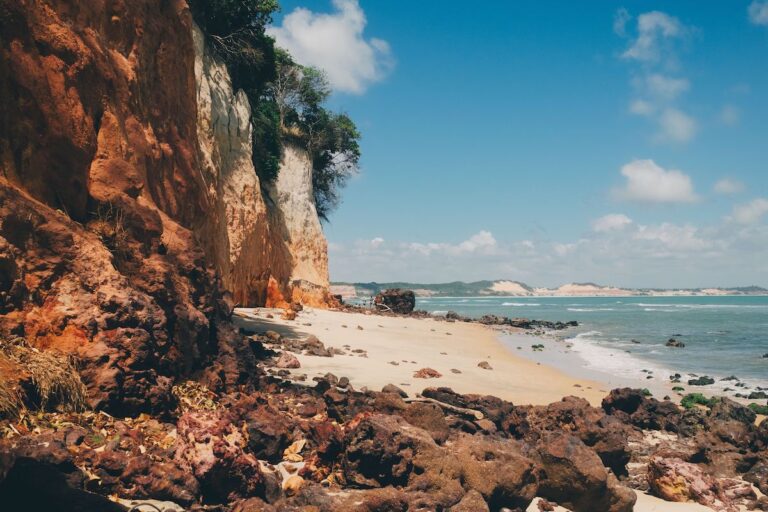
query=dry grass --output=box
[0,337,88,416]
[0,373,22,419]
[89,202,130,260]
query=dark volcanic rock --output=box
[0,436,127,512]
[374,288,416,314]
[343,414,438,488]
[602,388,682,431]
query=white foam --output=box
[567,307,616,312]
[567,332,671,380]
[502,302,542,306]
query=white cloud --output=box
[369,237,384,248]
[457,230,497,252]
[408,230,497,256]
[729,198,768,224]
[749,1,768,25]
[328,217,768,287]
[629,99,655,116]
[646,74,689,99]
[619,11,698,143]
[720,105,740,126]
[621,11,685,63]
[714,178,744,195]
[267,0,394,94]
[613,8,631,37]
[657,108,697,143]
[634,223,711,251]
[615,159,698,203]
[592,214,633,232]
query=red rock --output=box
[413,368,442,379]
[648,456,755,511]
[174,410,264,503]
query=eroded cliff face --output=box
[270,143,330,306]
[192,24,293,308]
[0,0,330,413]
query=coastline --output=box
[234,306,760,511]
[235,307,608,406]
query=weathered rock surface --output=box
[0,0,330,414]
[374,289,416,314]
[268,143,330,307]
[648,456,755,511]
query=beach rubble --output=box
[1,356,766,511]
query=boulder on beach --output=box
[688,376,715,386]
[374,288,416,314]
[666,338,685,348]
[414,368,443,379]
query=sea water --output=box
[417,295,768,391]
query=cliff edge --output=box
[0,0,329,413]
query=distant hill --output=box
[330,280,768,298]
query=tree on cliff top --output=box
[188,0,278,93]
[268,51,360,220]
[190,0,360,219]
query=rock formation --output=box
[0,0,330,412]
[268,142,330,307]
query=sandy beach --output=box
[234,306,760,512]
[235,307,609,406]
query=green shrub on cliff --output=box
[188,0,278,92]
[190,0,360,218]
[267,50,360,218]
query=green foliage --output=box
[189,0,282,182]
[672,386,685,392]
[748,403,768,415]
[188,0,278,92]
[641,388,652,396]
[267,52,360,217]
[191,1,361,210]
[250,99,282,183]
[310,111,360,220]
[680,393,718,410]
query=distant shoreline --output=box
[331,280,768,299]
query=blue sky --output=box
[269,1,768,287]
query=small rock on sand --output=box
[477,361,493,370]
[413,368,442,379]
[450,368,462,374]
[276,352,300,369]
[381,384,408,397]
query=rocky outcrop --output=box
[0,1,331,412]
[374,288,416,314]
[0,0,238,415]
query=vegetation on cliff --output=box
[188,0,360,219]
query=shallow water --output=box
[416,295,768,390]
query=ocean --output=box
[416,295,768,393]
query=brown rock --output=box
[477,361,493,370]
[342,414,438,487]
[449,489,489,511]
[373,289,416,314]
[275,352,301,369]
[648,456,755,511]
[175,410,264,503]
[413,368,442,379]
[537,434,635,512]
[381,384,408,398]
